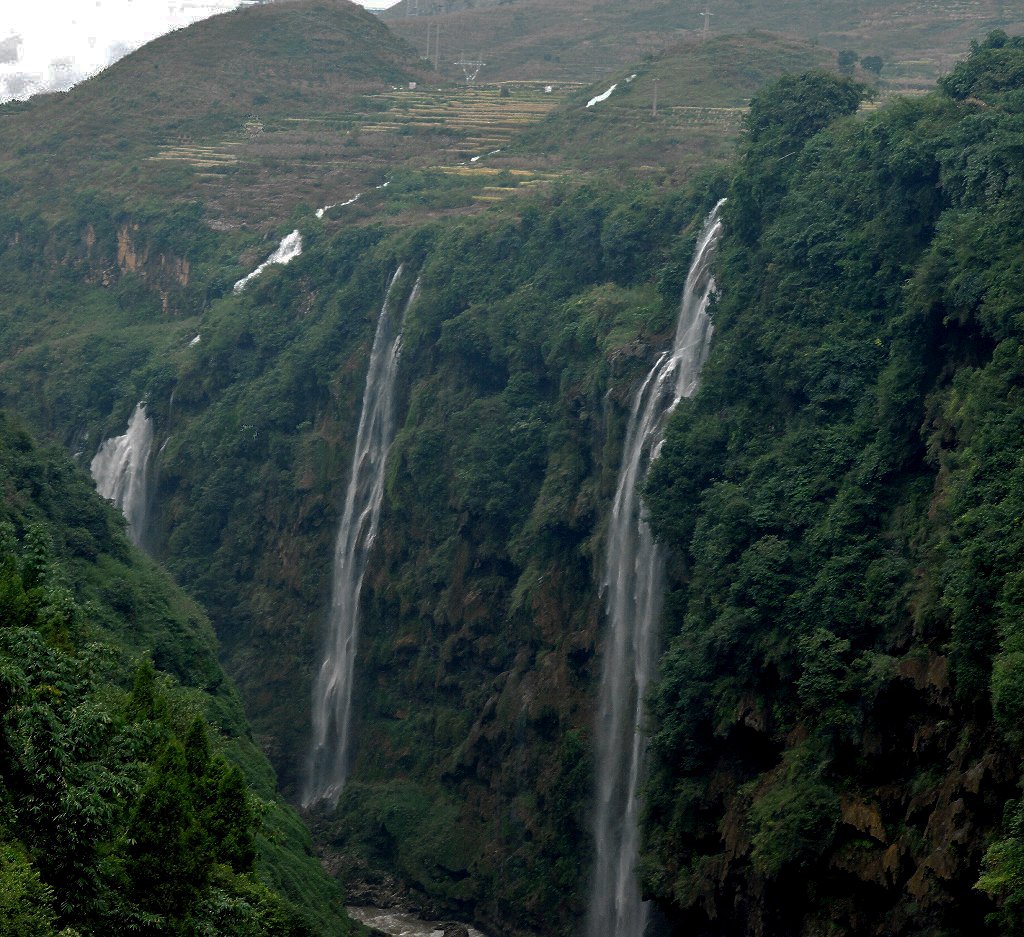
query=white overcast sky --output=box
[1,0,391,102]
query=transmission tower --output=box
[699,3,714,43]
[454,55,486,82]
[425,22,441,69]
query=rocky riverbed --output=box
[347,906,486,937]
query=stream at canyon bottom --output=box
[347,906,489,937]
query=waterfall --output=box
[90,402,155,547]
[304,267,419,808]
[233,229,303,293]
[587,200,726,937]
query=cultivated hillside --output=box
[0,0,427,226]
[510,32,832,181]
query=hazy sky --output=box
[0,0,391,102]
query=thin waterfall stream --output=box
[304,267,419,808]
[587,200,726,937]
[90,402,155,548]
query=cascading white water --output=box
[233,229,303,293]
[303,267,419,809]
[587,200,726,937]
[90,402,155,547]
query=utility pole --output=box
[434,27,441,72]
[652,78,659,117]
[700,3,713,43]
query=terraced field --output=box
[358,83,581,156]
[136,82,581,224]
[508,32,834,183]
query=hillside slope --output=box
[0,0,427,226]
[0,412,357,935]
[509,32,832,182]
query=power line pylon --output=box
[454,56,485,82]
[699,3,714,43]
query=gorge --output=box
[2,3,1024,937]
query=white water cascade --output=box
[304,267,419,808]
[587,199,726,937]
[233,229,303,293]
[90,402,155,547]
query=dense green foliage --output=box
[0,414,354,935]
[643,33,1024,934]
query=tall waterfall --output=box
[90,402,155,547]
[304,267,418,808]
[587,200,726,937]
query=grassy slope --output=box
[0,0,426,227]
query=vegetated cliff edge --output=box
[0,412,357,935]
[643,32,1024,935]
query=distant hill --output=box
[0,0,428,225]
[383,0,1024,90]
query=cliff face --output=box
[148,188,719,935]
[643,36,1024,935]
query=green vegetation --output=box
[0,413,355,935]
[643,33,1024,934]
